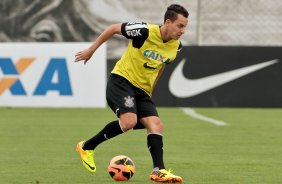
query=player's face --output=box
[167,14,188,40]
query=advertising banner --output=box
[0,43,106,107]
[153,46,282,107]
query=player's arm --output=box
[75,23,122,64]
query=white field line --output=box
[182,108,227,126]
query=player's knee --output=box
[120,120,137,131]
[119,112,137,131]
[153,119,163,132]
[141,116,163,134]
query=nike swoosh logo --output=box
[169,59,279,98]
[110,167,121,172]
[83,160,96,171]
[143,62,157,69]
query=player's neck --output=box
[160,25,171,42]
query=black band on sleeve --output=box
[121,22,149,48]
[178,41,183,52]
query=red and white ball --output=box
[108,155,135,181]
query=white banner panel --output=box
[0,43,106,107]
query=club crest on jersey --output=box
[124,96,134,108]
[143,50,170,64]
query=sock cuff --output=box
[147,133,163,138]
[118,119,125,132]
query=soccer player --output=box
[75,4,189,183]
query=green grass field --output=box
[1,107,282,184]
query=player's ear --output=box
[164,19,172,25]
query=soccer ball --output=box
[108,155,135,181]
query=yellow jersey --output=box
[112,22,181,96]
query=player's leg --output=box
[81,112,137,149]
[77,113,136,172]
[139,116,183,183]
[77,74,137,173]
[137,91,183,183]
[140,116,165,169]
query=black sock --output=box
[82,120,123,150]
[147,134,165,170]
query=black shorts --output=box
[106,74,159,118]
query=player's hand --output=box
[75,48,94,64]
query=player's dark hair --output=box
[164,4,189,23]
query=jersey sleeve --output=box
[121,22,149,40]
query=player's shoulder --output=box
[146,23,161,33]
